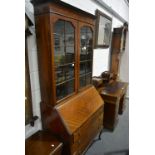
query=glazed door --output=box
[78,23,94,90]
[52,15,78,103]
[51,15,95,103]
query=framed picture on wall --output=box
[95,10,112,48]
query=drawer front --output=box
[79,109,103,153]
[97,107,103,116]
[73,131,80,143]
[71,107,103,155]
[99,112,103,126]
[71,142,79,155]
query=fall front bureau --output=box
[41,86,104,155]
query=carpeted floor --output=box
[85,98,129,155]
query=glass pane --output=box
[54,33,64,47]
[65,64,74,80]
[80,76,86,88]
[65,21,74,34]
[79,26,93,89]
[80,62,86,75]
[80,27,87,61]
[65,33,74,47]
[54,20,65,35]
[86,28,93,60]
[54,54,65,65]
[66,79,74,95]
[87,28,92,43]
[55,63,74,84]
[54,20,65,65]
[81,26,87,33]
[56,83,67,100]
[65,22,75,63]
[56,79,74,100]
[80,27,93,61]
[54,45,65,56]
[54,20,65,47]
[86,61,92,73]
[86,73,92,85]
[54,20,75,101]
[55,66,65,84]
[81,34,87,47]
[87,46,93,60]
[87,28,92,37]
[66,46,74,63]
[80,46,87,61]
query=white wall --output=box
[25,0,129,138]
[61,0,128,76]
[25,0,42,139]
[61,0,129,22]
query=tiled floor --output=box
[85,98,129,155]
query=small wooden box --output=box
[25,130,63,155]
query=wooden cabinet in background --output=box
[32,0,104,154]
[110,25,128,79]
[97,81,128,130]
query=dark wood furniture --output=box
[32,0,96,106]
[46,86,104,155]
[110,25,128,79]
[32,0,104,154]
[25,130,63,155]
[97,81,128,130]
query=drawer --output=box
[99,110,103,120]
[71,108,103,155]
[97,107,103,116]
[73,107,103,143]
[71,142,79,155]
[78,113,103,153]
[73,131,80,143]
[98,113,103,127]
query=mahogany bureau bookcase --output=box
[31,0,104,154]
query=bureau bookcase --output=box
[32,0,104,154]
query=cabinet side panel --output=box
[41,102,70,141]
[35,14,54,106]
